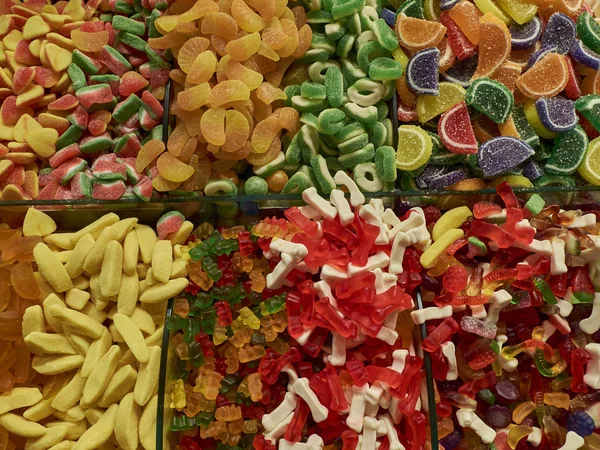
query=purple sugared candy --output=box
[570,39,600,70]
[535,96,577,133]
[443,54,478,87]
[380,8,396,26]
[407,47,440,95]
[540,12,576,55]
[493,379,521,404]
[417,166,469,190]
[509,16,543,49]
[478,136,535,177]
[440,0,460,10]
[522,159,543,180]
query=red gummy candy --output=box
[442,265,468,293]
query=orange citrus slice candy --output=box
[516,53,568,99]
[395,14,447,51]
[471,13,511,80]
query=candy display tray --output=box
[3,187,600,449]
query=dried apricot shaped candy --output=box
[396,14,447,51]
[516,53,568,99]
[472,13,511,80]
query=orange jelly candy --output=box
[448,0,482,45]
[396,14,447,51]
[471,13,511,80]
[516,53,568,98]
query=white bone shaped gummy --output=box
[264,411,294,444]
[411,305,453,325]
[279,434,325,450]
[347,384,369,433]
[567,213,597,229]
[330,189,353,225]
[293,378,329,423]
[550,239,568,275]
[584,343,600,389]
[262,392,298,432]
[470,304,488,320]
[388,232,411,275]
[269,239,308,260]
[485,289,512,324]
[579,293,600,335]
[361,416,379,450]
[334,171,365,207]
[496,335,518,372]
[557,431,585,450]
[528,427,542,447]
[441,341,458,381]
[266,253,298,290]
[380,414,405,450]
[328,332,347,367]
[347,251,390,276]
[456,409,496,444]
[303,187,338,220]
[359,204,389,245]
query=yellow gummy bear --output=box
[170,379,187,410]
[238,306,260,330]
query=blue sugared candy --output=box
[443,54,478,87]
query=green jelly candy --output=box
[368,57,404,81]
[102,44,132,71]
[325,21,346,41]
[310,154,337,194]
[575,94,600,132]
[375,145,397,182]
[376,102,389,121]
[545,125,588,175]
[301,48,332,64]
[244,176,268,195]
[115,0,135,14]
[357,40,390,72]
[524,193,545,216]
[89,74,120,84]
[253,152,285,178]
[113,94,143,123]
[430,149,464,166]
[366,121,387,148]
[344,103,378,123]
[284,85,301,107]
[354,161,383,192]
[348,79,384,108]
[466,78,514,124]
[112,15,146,36]
[533,173,576,188]
[318,108,347,135]
[117,31,147,52]
[372,18,399,50]
[148,9,162,39]
[319,138,339,157]
[67,63,86,92]
[332,0,365,20]
[341,58,367,85]
[301,81,327,99]
[383,118,393,146]
[398,0,425,18]
[72,50,100,75]
[300,112,319,129]
[359,5,379,30]
[326,157,344,172]
[336,122,365,141]
[291,95,326,113]
[339,132,369,153]
[286,125,317,164]
[282,172,312,194]
[56,125,83,150]
[324,66,344,108]
[577,12,600,54]
[307,10,334,23]
[336,34,356,58]
[339,143,375,168]
[311,32,337,54]
[512,106,540,148]
[309,61,339,83]
[347,12,362,35]
[204,179,238,196]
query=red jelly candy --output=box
[438,101,478,154]
[442,265,468,293]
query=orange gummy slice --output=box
[516,53,568,99]
[256,82,286,104]
[156,152,194,183]
[471,13,511,80]
[71,29,109,52]
[208,80,251,108]
[179,0,219,22]
[177,37,210,73]
[136,140,166,173]
[251,113,281,153]
[200,107,227,146]
[262,17,287,51]
[395,14,447,51]
[168,124,191,157]
[222,109,250,153]
[224,57,264,90]
[226,32,261,62]
[246,0,277,21]
[153,175,181,192]
[276,19,299,58]
[187,50,217,84]
[177,82,211,111]
[490,62,522,92]
[448,0,482,45]
[201,12,239,40]
[231,0,266,33]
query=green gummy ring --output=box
[354,162,384,192]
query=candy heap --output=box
[0,209,190,449]
[156,0,310,197]
[0,0,171,202]
[171,170,437,450]
[393,0,600,190]
[276,0,400,194]
[416,182,600,448]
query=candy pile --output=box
[0,209,191,449]
[416,182,600,448]
[171,170,437,450]
[393,0,600,190]
[277,0,400,194]
[155,0,310,197]
[0,0,171,202]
